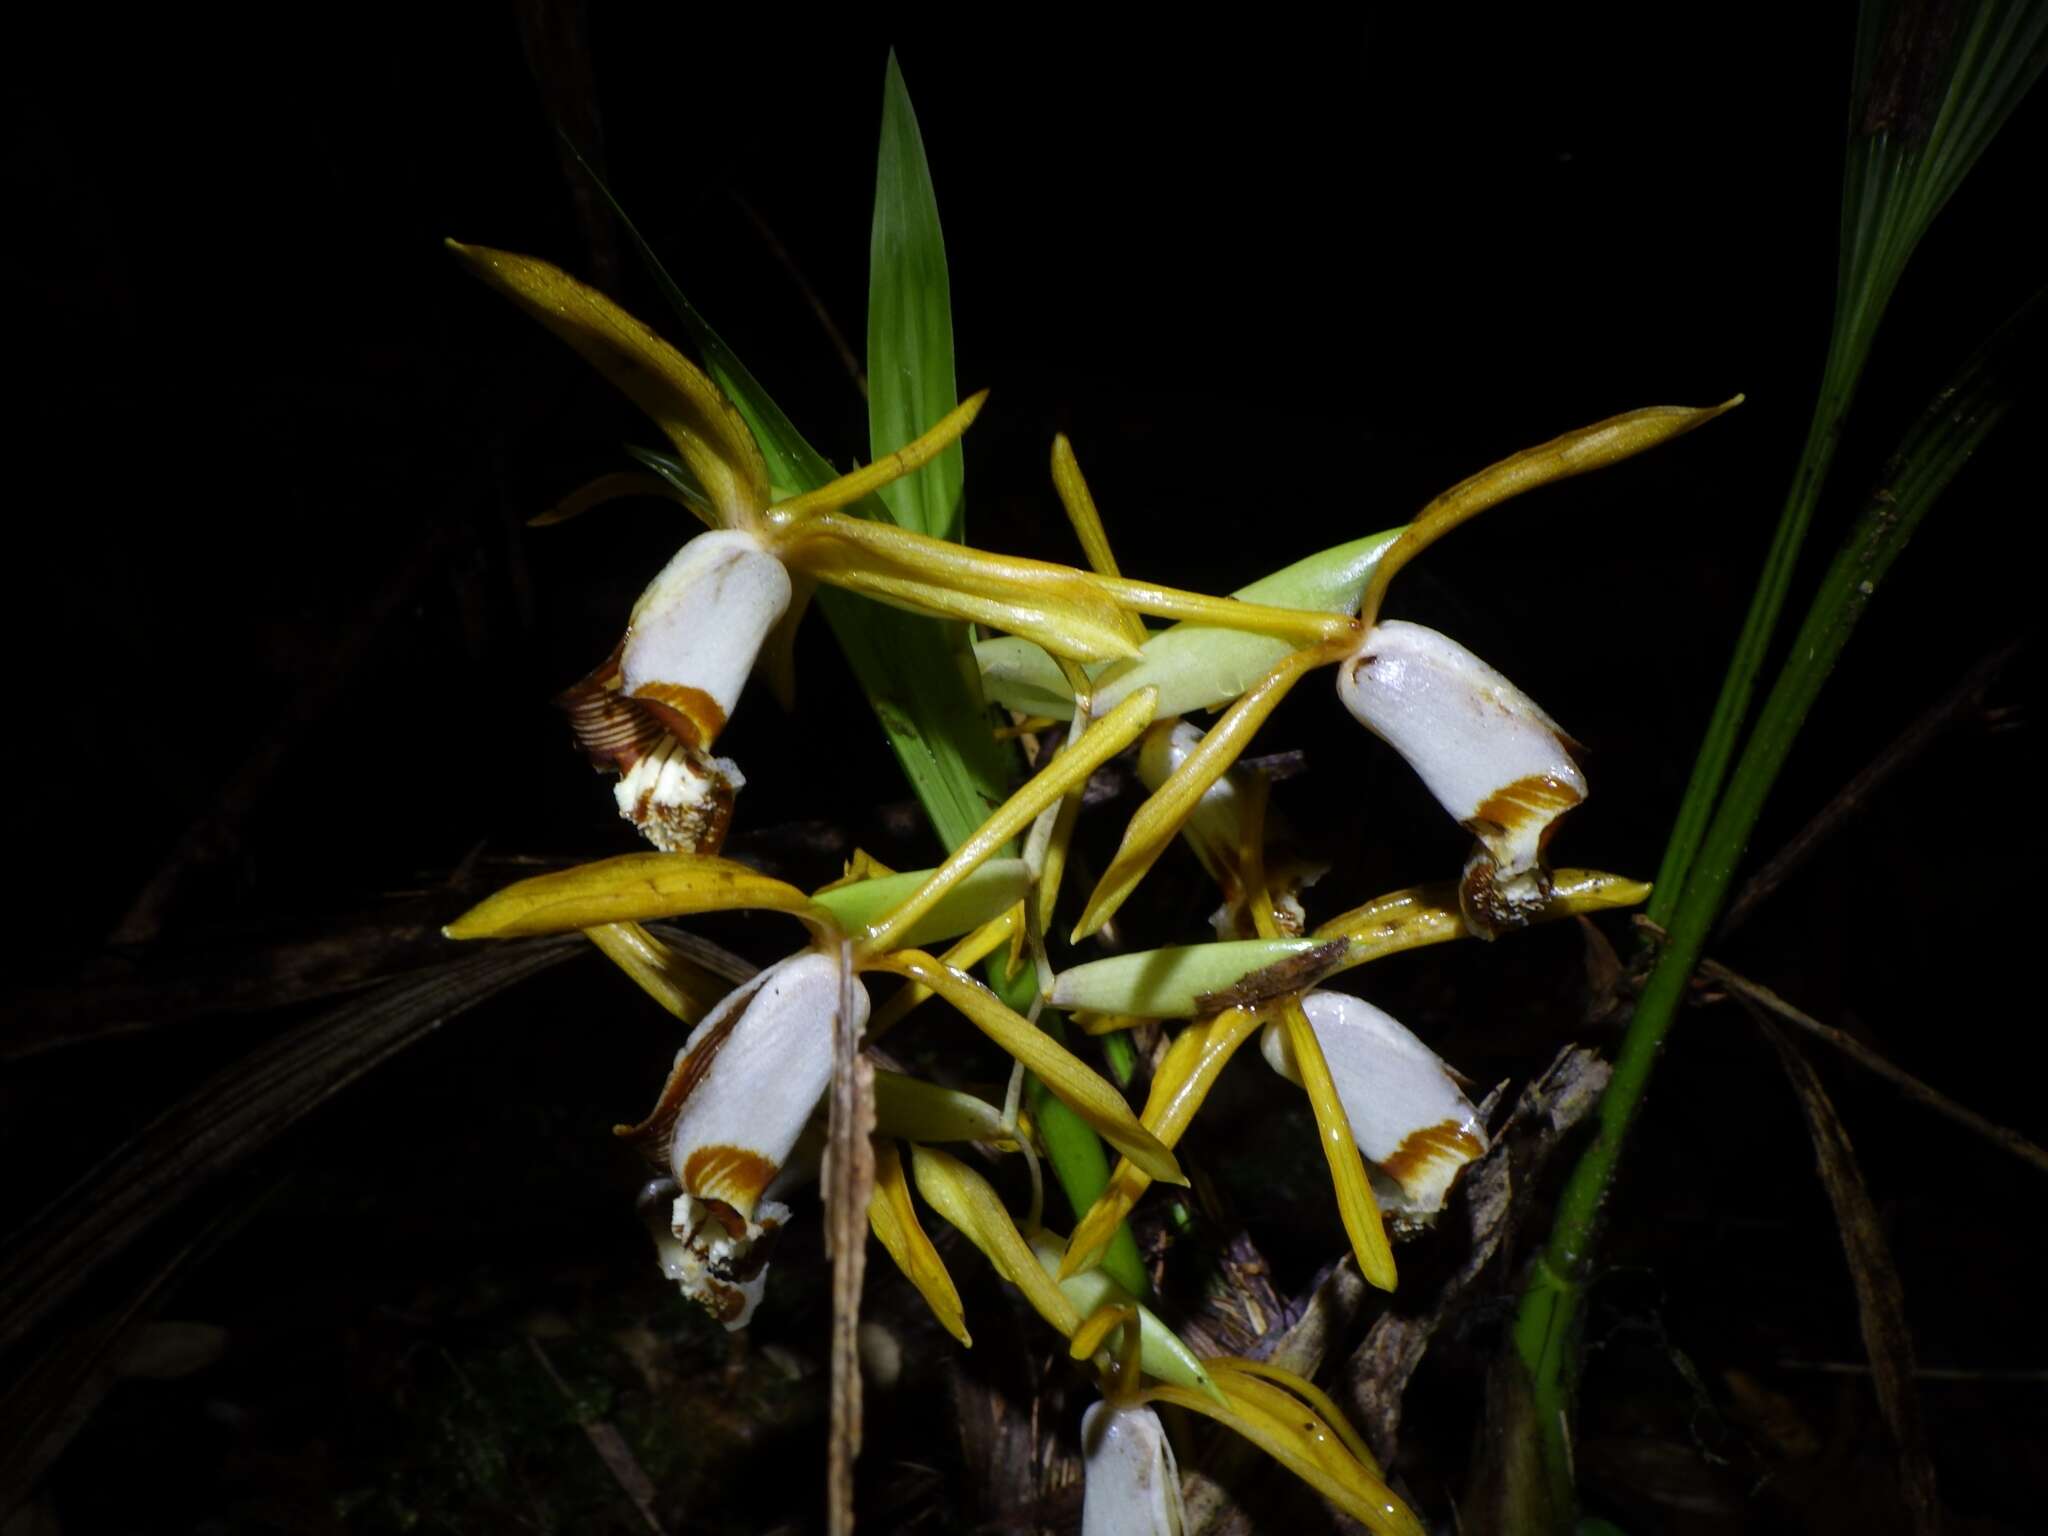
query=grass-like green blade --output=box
[1652,0,2048,916]
[870,51,964,542]
[1515,288,2037,1529]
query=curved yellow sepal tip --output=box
[1358,396,1744,627]
[445,852,827,939]
[910,1144,1079,1339]
[1138,1377,1426,1536]
[445,241,769,532]
[774,391,989,520]
[869,1141,970,1347]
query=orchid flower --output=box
[449,243,1360,852]
[444,687,1181,1325]
[1052,743,1650,1286]
[1018,400,1737,941]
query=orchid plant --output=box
[442,57,1735,1534]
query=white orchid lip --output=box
[1260,989,1486,1216]
[621,528,792,750]
[1336,619,1585,933]
[619,949,869,1327]
[1081,1400,1186,1536]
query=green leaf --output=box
[1652,0,2048,915]
[976,530,1402,719]
[1051,938,1346,1018]
[869,51,964,542]
[1518,287,2039,1530]
[812,858,1029,946]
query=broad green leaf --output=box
[812,858,1030,947]
[869,50,963,542]
[1051,937,1347,1018]
[976,529,1402,719]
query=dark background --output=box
[4,8,2042,1533]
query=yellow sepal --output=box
[868,1140,970,1346]
[444,852,831,941]
[445,243,770,531]
[1073,644,1334,941]
[581,921,730,1022]
[909,1144,1080,1339]
[771,509,1144,663]
[859,688,1158,958]
[1061,1006,1268,1277]
[873,950,1184,1188]
[1358,398,1742,626]
[775,391,990,518]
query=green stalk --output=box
[1513,295,2031,1525]
[1505,11,2047,1524]
[1653,0,2048,918]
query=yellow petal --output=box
[1073,644,1334,941]
[1279,998,1397,1292]
[868,1141,970,1346]
[444,852,830,940]
[858,688,1158,959]
[875,950,1185,1187]
[445,242,770,530]
[1357,398,1742,627]
[865,904,1021,1038]
[775,391,990,518]
[1050,435,1148,649]
[909,1144,1079,1338]
[771,509,1144,663]
[1209,1359,1383,1478]
[1061,1006,1267,1276]
[1139,1378,1425,1536]
[581,921,730,1022]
